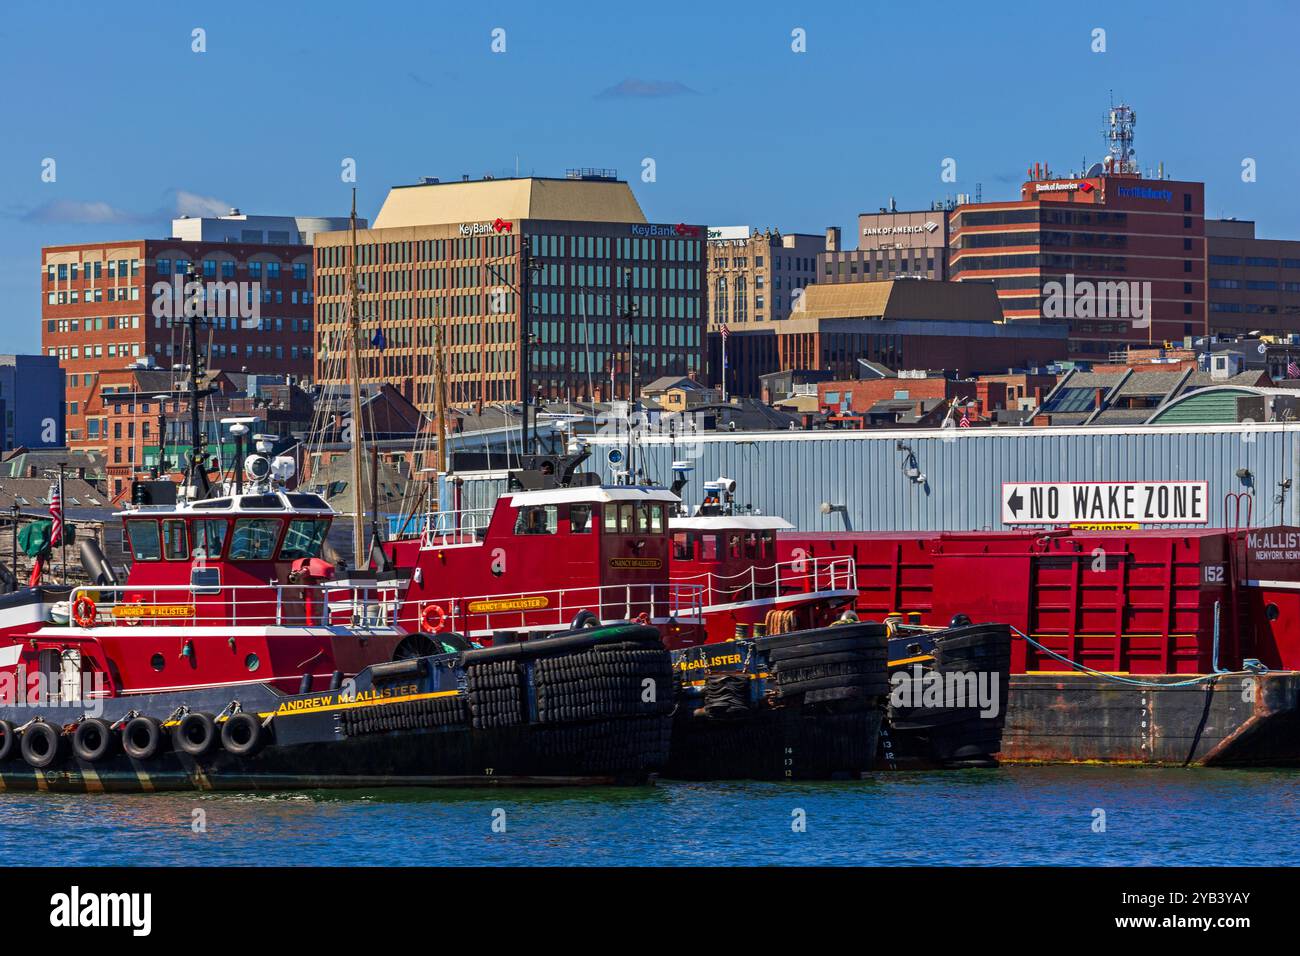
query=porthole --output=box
[150,653,165,672]
[244,653,260,672]
[1266,603,1280,622]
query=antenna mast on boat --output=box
[345,188,367,568]
[183,267,216,500]
[433,310,448,475]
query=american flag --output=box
[1288,359,1299,380]
[48,481,63,546]
[959,410,971,428]
[719,323,730,340]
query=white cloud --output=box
[174,190,231,217]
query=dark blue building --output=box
[0,355,65,451]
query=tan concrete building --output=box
[313,173,706,412]
[819,207,951,283]
[706,226,827,330]
[711,279,1068,396]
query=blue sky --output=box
[2,0,1297,352]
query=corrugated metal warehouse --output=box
[446,423,1300,532]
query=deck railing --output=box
[672,555,856,608]
[403,509,496,547]
[410,582,704,639]
[67,582,402,630]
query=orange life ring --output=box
[420,603,447,633]
[71,596,97,628]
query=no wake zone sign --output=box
[1001,481,1209,525]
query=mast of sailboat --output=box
[183,267,215,500]
[345,188,367,568]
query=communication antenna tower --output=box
[1103,99,1138,175]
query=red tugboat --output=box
[0,483,677,791]
[383,463,890,781]
[666,474,859,643]
[665,471,1011,768]
[0,273,675,792]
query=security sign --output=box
[1001,481,1209,525]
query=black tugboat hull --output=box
[881,622,1013,769]
[0,625,675,792]
[665,622,889,781]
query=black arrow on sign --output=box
[1007,488,1024,517]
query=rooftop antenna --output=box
[1103,98,1138,175]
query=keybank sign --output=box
[631,223,701,238]
[1116,185,1173,203]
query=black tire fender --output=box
[122,716,164,760]
[21,721,63,769]
[0,719,16,762]
[220,711,266,756]
[72,717,115,762]
[175,712,218,757]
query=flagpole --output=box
[57,462,66,585]
[721,329,728,403]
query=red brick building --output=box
[948,169,1206,362]
[42,224,327,447]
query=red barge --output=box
[779,524,1300,765]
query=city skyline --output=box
[3,0,1299,353]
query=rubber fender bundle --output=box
[464,659,527,729]
[342,693,468,736]
[758,623,890,704]
[698,673,752,717]
[532,640,675,725]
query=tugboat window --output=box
[240,495,282,510]
[228,518,282,560]
[280,519,330,559]
[672,532,692,560]
[514,505,557,535]
[191,567,221,595]
[619,503,635,533]
[570,504,593,534]
[126,520,161,561]
[162,519,189,561]
[194,519,228,559]
[700,535,719,562]
[649,504,664,533]
[603,503,617,531]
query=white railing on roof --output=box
[672,556,856,608]
[415,508,495,546]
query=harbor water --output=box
[3,767,1296,866]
